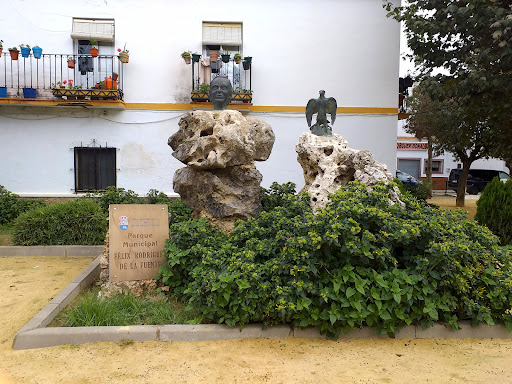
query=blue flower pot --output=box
[23,88,36,98]
[20,47,31,58]
[0,87,7,98]
[32,47,42,59]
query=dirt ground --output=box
[2,256,512,384]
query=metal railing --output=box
[190,56,252,103]
[0,53,124,100]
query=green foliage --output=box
[86,186,139,214]
[0,185,46,225]
[53,288,199,327]
[395,179,432,202]
[145,189,192,224]
[12,199,107,245]
[260,182,298,211]
[476,178,512,245]
[157,181,512,337]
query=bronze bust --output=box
[209,76,232,110]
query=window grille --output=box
[74,146,116,192]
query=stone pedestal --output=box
[169,110,275,232]
[296,132,402,211]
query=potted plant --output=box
[191,83,210,102]
[234,53,242,64]
[112,72,118,81]
[19,44,31,58]
[67,56,76,68]
[0,86,6,98]
[32,45,42,59]
[89,39,99,57]
[192,52,201,63]
[242,56,252,70]
[0,40,3,56]
[118,44,129,63]
[181,51,192,64]
[209,50,219,62]
[221,51,231,63]
[9,47,19,60]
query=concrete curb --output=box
[11,255,512,350]
[0,245,104,257]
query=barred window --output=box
[74,147,116,192]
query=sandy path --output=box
[1,256,512,384]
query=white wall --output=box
[0,0,400,196]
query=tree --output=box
[406,78,494,207]
[384,0,512,180]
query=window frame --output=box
[74,146,117,193]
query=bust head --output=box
[209,76,232,110]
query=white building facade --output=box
[0,0,401,197]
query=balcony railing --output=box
[190,56,253,104]
[0,52,124,101]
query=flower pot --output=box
[32,47,42,59]
[104,77,117,90]
[242,61,251,70]
[234,57,241,64]
[209,51,219,62]
[20,47,31,58]
[192,53,201,63]
[68,60,75,69]
[183,55,191,64]
[90,47,99,57]
[0,87,7,98]
[119,52,129,63]
[243,56,252,64]
[22,88,36,98]
[0,47,3,56]
[221,54,230,63]
[112,73,118,81]
[9,49,19,60]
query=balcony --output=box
[0,51,125,107]
[189,54,252,108]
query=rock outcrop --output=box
[296,132,401,211]
[169,110,275,232]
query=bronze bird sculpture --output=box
[306,90,337,136]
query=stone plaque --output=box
[109,204,169,282]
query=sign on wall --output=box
[109,204,169,282]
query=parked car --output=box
[396,170,421,186]
[447,169,510,195]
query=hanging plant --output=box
[90,39,99,57]
[32,45,42,59]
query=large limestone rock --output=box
[169,110,275,232]
[296,132,401,211]
[173,164,262,233]
[168,110,274,169]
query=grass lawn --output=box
[428,195,478,220]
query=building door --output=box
[398,159,421,180]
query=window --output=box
[424,159,444,174]
[74,147,116,192]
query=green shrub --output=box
[395,179,432,202]
[157,181,512,337]
[86,186,139,214]
[12,199,107,245]
[145,189,192,224]
[476,178,512,245]
[261,181,297,211]
[0,185,46,224]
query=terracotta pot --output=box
[209,51,219,62]
[68,60,75,69]
[90,48,99,57]
[0,47,3,56]
[9,49,19,60]
[183,55,191,64]
[112,73,118,81]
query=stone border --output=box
[10,252,512,350]
[0,245,104,257]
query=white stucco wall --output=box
[0,0,400,196]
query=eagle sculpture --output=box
[306,90,337,136]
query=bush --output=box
[145,189,192,224]
[395,179,432,202]
[86,186,139,214]
[12,199,107,245]
[157,181,512,337]
[475,178,512,245]
[0,185,46,225]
